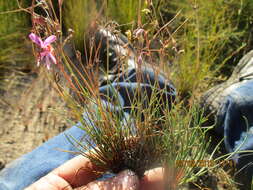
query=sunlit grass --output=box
[63,0,97,51]
[0,0,32,91]
[0,0,29,34]
[149,0,253,99]
[106,0,147,29]
[63,0,148,52]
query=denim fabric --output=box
[213,79,253,187]
[0,66,176,190]
[198,51,253,188]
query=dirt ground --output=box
[0,70,71,170]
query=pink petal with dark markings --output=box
[48,53,57,65]
[29,33,43,47]
[44,35,57,47]
[45,56,51,70]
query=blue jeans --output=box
[210,79,253,188]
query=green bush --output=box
[106,0,146,29]
[0,0,29,34]
[63,0,147,51]
[63,0,97,51]
[153,0,253,98]
[0,0,32,90]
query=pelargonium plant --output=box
[24,0,217,189]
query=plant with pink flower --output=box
[29,33,57,70]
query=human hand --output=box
[25,155,164,190]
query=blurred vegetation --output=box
[152,0,253,97]
[1,0,253,96]
[106,0,146,29]
[57,0,253,99]
[63,0,147,51]
[0,0,33,91]
[0,1,29,34]
[0,0,147,90]
[63,0,98,51]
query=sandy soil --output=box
[0,71,70,170]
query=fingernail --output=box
[113,170,139,190]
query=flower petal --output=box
[45,55,51,70]
[48,52,57,65]
[44,35,57,46]
[29,33,43,47]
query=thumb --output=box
[75,170,139,190]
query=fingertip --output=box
[52,155,101,187]
[76,170,139,190]
[140,167,165,190]
[112,170,139,190]
[25,173,72,190]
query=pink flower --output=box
[29,33,57,70]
